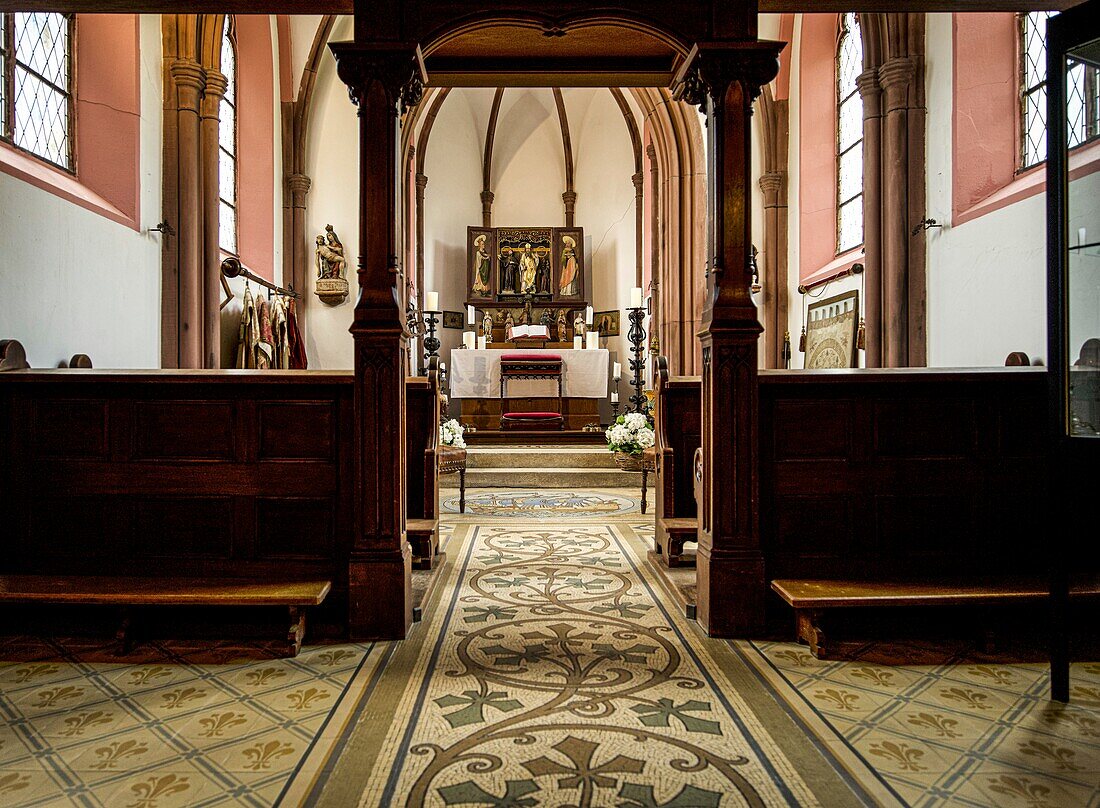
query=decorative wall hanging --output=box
[804,290,860,369]
[314,224,349,305]
[594,310,621,337]
[442,311,465,329]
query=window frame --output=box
[0,12,76,174]
[835,11,864,256]
[1019,10,1100,171]
[218,15,239,257]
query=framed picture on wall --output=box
[594,310,620,337]
[467,227,495,302]
[553,227,585,301]
[442,311,465,329]
[804,290,860,369]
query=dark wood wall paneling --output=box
[758,368,1050,592]
[1,371,354,632]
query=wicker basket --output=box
[613,451,644,472]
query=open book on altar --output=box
[506,324,550,341]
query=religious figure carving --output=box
[556,309,568,342]
[504,311,515,335]
[314,224,349,305]
[471,234,492,296]
[482,311,494,342]
[573,312,586,340]
[519,243,539,295]
[500,249,519,295]
[559,235,579,296]
[536,253,550,295]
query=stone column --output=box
[632,171,644,287]
[857,68,883,367]
[685,42,781,637]
[331,42,423,639]
[758,171,785,369]
[201,69,227,368]
[878,57,916,368]
[647,144,661,354]
[171,59,206,369]
[287,173,312,330]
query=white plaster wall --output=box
[925,12,1048,367]
[0,14,163,369]
[301,15,356,369]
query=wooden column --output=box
[171,59,206,369]
[201,70,227,368]
[331,42,424,640]
[680,42,781,637]
[857,68,883,367]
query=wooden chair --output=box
[406,361,442,569]
[651,356,702,567]
[499,352,564,430]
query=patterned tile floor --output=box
[740,639,1100,807]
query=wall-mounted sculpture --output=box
[314,224,349,305]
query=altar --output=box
[449,348,609,399]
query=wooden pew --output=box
[651,357,702,567]
[0,369,356,642]
[406,362,441,569]
[756,367,1097,651]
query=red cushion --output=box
[502,412,562,419]
[502,353,562,361]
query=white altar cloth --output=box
[449,348,609,398]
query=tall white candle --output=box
[586,305,594,325]
[463,331,475,349]
[586,331,599,350]
[573,336,583,350]
[613,361,621,379]
[426,291,439,311]
[467,304,475,324]
[1081,227,1088,246]
[629,287,643,309]
[477,335,487,350]
[611,390,619,404]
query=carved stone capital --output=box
[856,67,880,99]
[674,41,783,115]
[632,171,644,192]
[170,59,206,108]
[416,173,428,191]
[330,41,426,115]
[201,69,228,117]
[480,189,494,205]
[646,143,657,162]
[562,190,577,209]
[878,56,918,102]
[287,172,311,203]
[758,171,783,202]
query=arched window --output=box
[218,16,238,255]
[1021,11,1100,169]
[836,12,863,254]
[0,12,74,170]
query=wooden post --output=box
[331,41,425,639]
[678,42,781,637]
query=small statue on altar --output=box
[556,309,568,342]
[521,299,533,325]
[519,244,539,294]
[501,249,519,295]
[573,312,587,340]
[540,308,553,329]
[482,311,494,342]
[504,311,515,336]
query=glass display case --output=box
[1046,0,1100,703]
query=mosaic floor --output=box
[441,488,643,519]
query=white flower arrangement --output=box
[605,412,655,455]
[440,418,466,449]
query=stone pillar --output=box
[632,171,644,287]
[758,171,786,369]
[331,42,423,640]
[480,188,494,228]
[878,57,916,368]
[201,69,227,368]
[647,144,661,354]
[171,59,206,369]
[287,173,312,330]
[562,190,577,228]
[857,68,883,368]
[683,42,781,637]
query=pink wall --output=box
[775,13,795,102]
[798,14,844,284]
[235,15,276,280]
[0,14,140,229]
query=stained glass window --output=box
[837,12,864,254]
[219,16,238,255]
[1022,11,1100,168]
[1,13,73,170]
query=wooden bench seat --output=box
[657,518,697,566]
[0,575,331,657]
[771,577,1100,659]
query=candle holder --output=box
[627,306,647,414]
[423,310,441,370]
[611,376,622,420]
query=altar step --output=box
[464,445,641,488]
